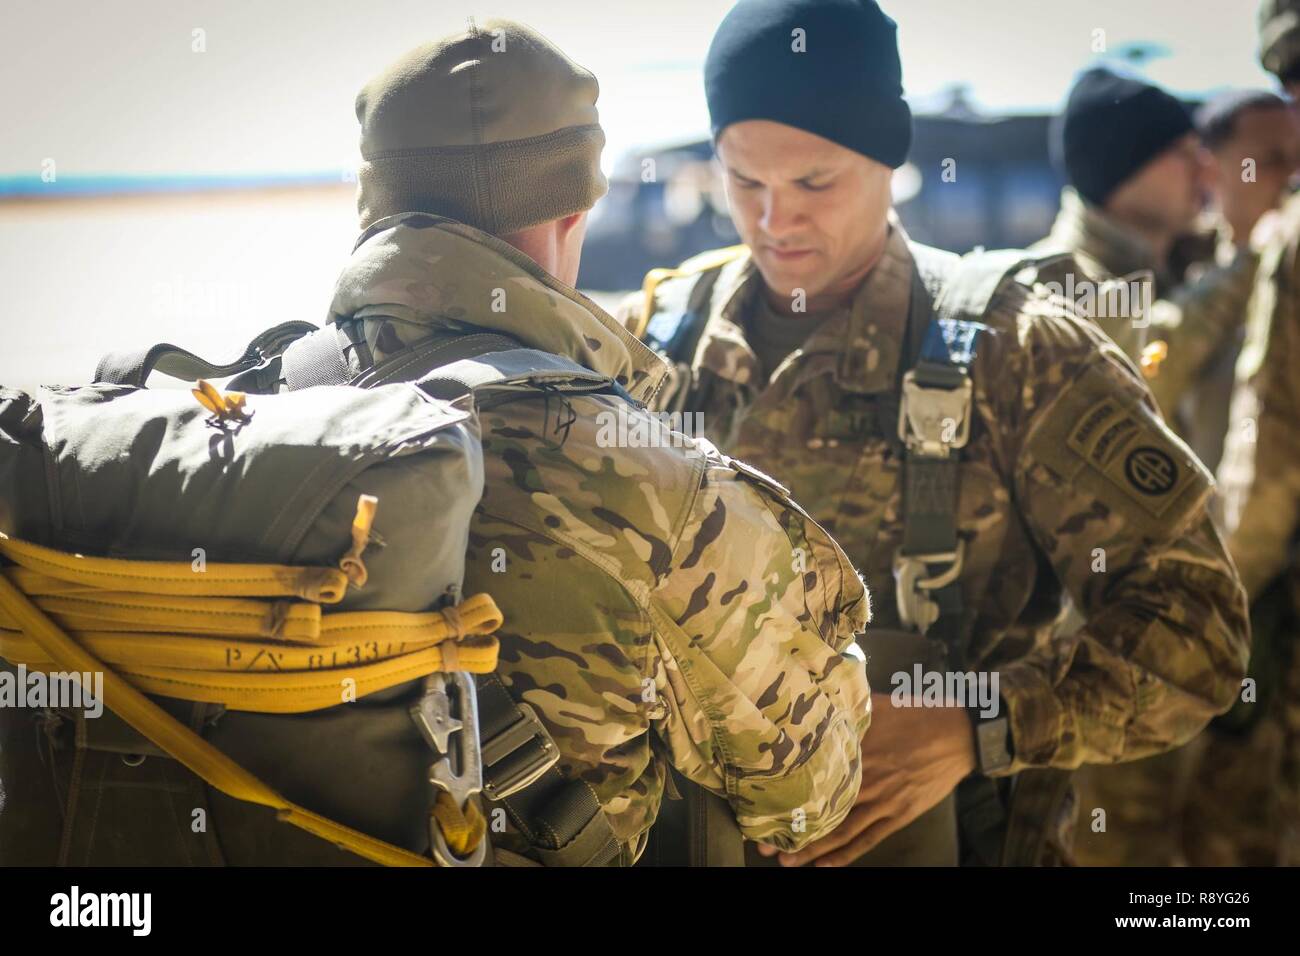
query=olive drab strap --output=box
[415,660,621,868]
[475,673,623,866]
[998,768,1076,866]
[94,319,527,396]
[279,323,356,391]
[902,247,1078,868]
[894,247,982,648]
[350,332,519,390]
[94,320,318,390]
[896,247,1065,647]
[633,766,746,867]
[687,781,747,866]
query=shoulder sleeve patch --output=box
[1025,360,1212,534]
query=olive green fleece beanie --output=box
[354,18,608,235]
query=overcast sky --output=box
[0,0,1280,180]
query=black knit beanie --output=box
[1051,68,1194,207]
[704,0,912,168]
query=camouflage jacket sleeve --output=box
[981,286,1250,773]
[1220,229,1300,600]
[649,450,872,850]
[1146,246,1259,417]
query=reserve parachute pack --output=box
[635,241,1086,867]
[0,316,628,867]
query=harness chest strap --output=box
[904,250,1083,866]
[637,248,748,415]
[893,254,973,646]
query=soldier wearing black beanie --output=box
[704,0,912,168]
[1035,67,1205,364]
[619,2,1247,878]
[1052,68,1195,208]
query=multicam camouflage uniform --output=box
[1149,224,1259,473]
[1213,188,1300,866]
[1032,190,1258,425]
[327,212,873,862]
[1034,189,1258,865]
[620,221,1250,865]
[1031,187,1168,363]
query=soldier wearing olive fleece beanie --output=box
[354,18,608,236]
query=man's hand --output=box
[757,692,977,866]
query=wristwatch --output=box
[969,700,1013,775]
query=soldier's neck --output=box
[762,230,889,318]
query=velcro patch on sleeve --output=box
[1026,360,1212,534]
[1065,397,1195,518]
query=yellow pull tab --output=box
[339,494,379,588]
[192,379,252,425]
[192,379,225,415]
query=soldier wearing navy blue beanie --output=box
[1034,68,1208,364]
[617,0,1249,873]
[704,0,913,169]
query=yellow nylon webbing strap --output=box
[0,580,503,712]
[432,789,487,857]
[0,570,435,867]
[0,533,503,712]
[0,535,351,602]
[0,634,501,712]
[0,629,496,671]
[0,591,324,640]
[0,496,501,865]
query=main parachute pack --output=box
[0,309,627,867]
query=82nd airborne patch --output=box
[1066,397,1195,518]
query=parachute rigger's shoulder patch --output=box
[1025,360,1212,534]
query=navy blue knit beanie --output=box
[705,0,913,168]
[1051,68,1194,206]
